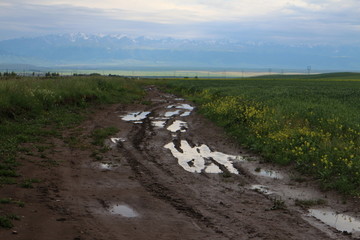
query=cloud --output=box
[0,0,359,45]
[3,0,348,23]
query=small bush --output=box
[0,215,13,228]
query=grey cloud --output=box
[0,1,359,46]
[0,3,175,38]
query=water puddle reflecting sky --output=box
[92,162,118,170]
[167,103,194,111]
[99,163,113,170]
[167,120,188,132]
[152,120,167,128]
[204,163,223,174]
[164,140,239,174]
[250,185,274,195]
[109,204,139,218]
[111,138,126,144]
[164,104,194,117]
[180,111,191,117]
[308,208,360,234]
[253,169,283,179]
[164,110,181,117]
[121,112,151,121]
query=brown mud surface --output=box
[1,86,360,240]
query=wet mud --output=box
[108,204,139,218]
[115,86,359,239]
[3,85,360,240]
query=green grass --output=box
[0,198,25,207]
[0,198,23,228]
[19,178,41,189]
[165,73,360,195]
[294,199,327,209]
[253,72,360,80]
[269,198,286,210]
[91,127,119,146]
[0,215,14,229]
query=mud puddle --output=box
[180,111,191,117]
[250,185,274,195]
[253,168,283,179]
[308,209,360,235]
[151,120,167,128]
[111,138,126,144]
[165,110,181,117]
[164,140,239,174]
[92,162,119,170]
[109,204,139,218]
[167,103,194,111]
[244,161,360,238]
[99,163,113,170]
[106,137,126,149]
[167,120,188,132]
[164,103,194,118]
[121,111,151,121]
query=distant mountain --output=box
[0,33,359,71]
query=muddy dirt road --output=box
[2,86,360,240]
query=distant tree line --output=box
[0,71,18,79]
[45,72,60,77]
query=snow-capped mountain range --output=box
[0,33,359,71]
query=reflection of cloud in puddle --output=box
[180,111,191,117]
[165,104,194,117]
[121,112,150,121]
[165,110,181,117]
[109,204,139,218]
[250,185,274,195]
[167,104,194,111]
[253,169,283,179]
[99,163,113,170]
[152,121,166,128]
[176,104,194,111]
[111,138,126,144]
[164,140,238,174]
[167,120,188,132]
[308,209,360,233]
[97,162,119,170]
[204,163,222,173]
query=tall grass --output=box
[166,76,360,195]
[0,76,143,121]
[0,75,144,185]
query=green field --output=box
[1,72,360,228]
[166,73,360,195]
[1,72,360,211]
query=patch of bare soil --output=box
[1,86,359,240]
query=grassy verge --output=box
[0,75,145,228]
[165,73,360,196]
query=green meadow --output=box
[166,73,360,195]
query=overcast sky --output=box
[1,0,360,44]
